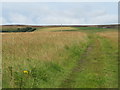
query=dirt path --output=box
[60,37,95,88]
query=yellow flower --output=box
[23,70,29,74]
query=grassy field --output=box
[2,26,118,88]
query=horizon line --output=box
[0,23,119,26]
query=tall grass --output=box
[2,32,89,88]
[2,30,118,88]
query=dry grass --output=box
[35,27,76,32]
[2,31,88,69]
[97,31,118,42]
[2,31,89,88]
[2,29,118,88]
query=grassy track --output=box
[60,34,94,88]
[60,34,118,88]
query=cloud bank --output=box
[1,2,118,25]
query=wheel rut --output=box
[60,41,95,88]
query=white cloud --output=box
[89,14,118,24]
[0,17,8,24]
[37,16,84,24]
[9,13,34,24]
[88,10,107,17]
[2,2,118,25]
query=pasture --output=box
[1,26,118,88]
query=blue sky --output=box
[1,2,118,25]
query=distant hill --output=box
[0,24,119,32]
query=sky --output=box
[0,2,118,25]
